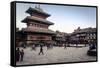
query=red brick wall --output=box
[27,34,52,41]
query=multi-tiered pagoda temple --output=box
[20,6,55,46]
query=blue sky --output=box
[16,3,96,33]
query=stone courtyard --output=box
[16,45,96,65]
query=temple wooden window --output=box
[35,24,37,27]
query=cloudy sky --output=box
[16,3,96,33]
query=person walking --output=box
[64,43,67,49]
[38,43,44,55]
[20,49,24,62]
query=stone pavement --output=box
[16,45,96,65]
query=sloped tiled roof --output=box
[22,16,54,25]
[73,28,96,34]
[26,7,50,17]
[22,27,55,34]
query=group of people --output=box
[16,48,24,62]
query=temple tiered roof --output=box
[22,16,54,25]
[22,28,55,34]
[26,7,50,17]
[21,5,55,35]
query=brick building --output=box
[16,6,55,46]
[70,27,97,44]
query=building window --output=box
[35,24,37,27]
[94,34,95,36]
[90,34,92,36]
[30,36,34,39]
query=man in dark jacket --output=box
[16,48,20,62]
[38,43,44,55]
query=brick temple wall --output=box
[27,34,52,41]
